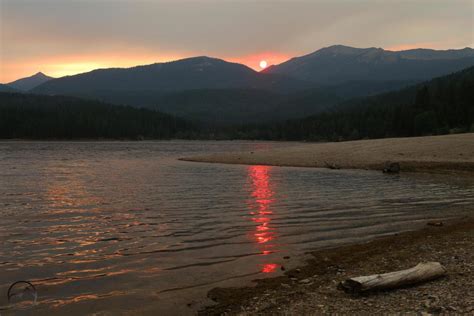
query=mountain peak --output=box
[35,71,48,77]
[26,71,52,79]
[323,44,359,51]
[168,56,251,69]
[8,72,54,91]
[317,45,380,55]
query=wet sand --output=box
[201,217,474,315]
[182,133,474,173]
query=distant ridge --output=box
[32,56,310,96]
[264,45,474,84]
[8,72,53,91]
[26,46,474,125]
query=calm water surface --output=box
[0,141,473,315]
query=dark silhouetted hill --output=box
[0,84,18,93]
[231,66,474,140]
[8,72,53,91]
[32,56,311,97]
[264,45,474,84]
[0,93,197,139]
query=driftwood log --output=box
[339,262,446,293]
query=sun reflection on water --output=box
[247,165,279,273]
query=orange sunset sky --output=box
[1,0,472,83]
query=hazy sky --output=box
[1,0,473,82]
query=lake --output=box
[0,141,473,315]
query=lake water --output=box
[0,141,473,315]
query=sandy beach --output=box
[182,133,474,173]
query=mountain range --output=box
[4,45,474,125]
[32,56,311,96]
[247,65,474,141]
[2,65,472,140]
[264,45,474,84]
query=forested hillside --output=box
[1,66,473,141]
[0,84,18,93]
[227,66,474,140]
[265,45,474,84]
[0,93,196,139]
[135,81,413,125]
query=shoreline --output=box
[200,217,474,315]
[0,139,300,143]
[181,133,474,174]
[187,134,474,314]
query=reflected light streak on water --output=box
[247,165,278,273]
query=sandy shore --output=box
[182,133,474,173]
[185,134,474,315]
[201,217,474,315]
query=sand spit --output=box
[182,133,474,173]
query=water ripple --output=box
[0,141,473,314]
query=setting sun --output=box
[259,60,268,69]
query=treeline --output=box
[1,66,473,141]
[0,93,197,139]
[220,66,474,141]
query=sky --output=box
[1,0,473,83]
